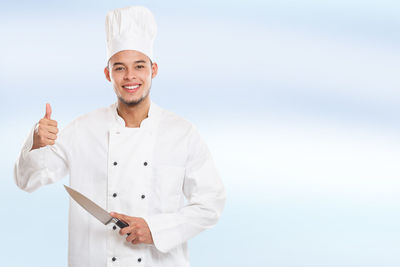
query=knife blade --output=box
[64,185,129,229]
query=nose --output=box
[123,68,136,80]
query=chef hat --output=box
[105,6,157,62]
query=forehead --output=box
[109,50,150,65]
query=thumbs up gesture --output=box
[31,103,59,150]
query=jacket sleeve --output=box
[14,123,70,193]
[144,126,226,253]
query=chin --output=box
[119,96,144,107]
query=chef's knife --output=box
[64,185,129,229]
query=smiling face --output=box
[104,50,158,107]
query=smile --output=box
[122,85,140,90]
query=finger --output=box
[45,103,52,119]
[47,120,58,127]
[40,124,57,135]
[126,233,137,243]
[47,125,59,134]
[119,226,134,236]
[110,212,130,222]
[41,138,55,146]
[47,140,56,146]
[46,133,57,140]
[132,238,140,245]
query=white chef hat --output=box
[105,6,157,62]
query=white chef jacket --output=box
[14,102,225,267]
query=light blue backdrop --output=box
[1,0,400,266]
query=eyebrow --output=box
[112,60,147,67]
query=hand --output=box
[110,212,154,245]
[31,103,59,150]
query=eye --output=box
[136,65,145,69]
[114,66,125,71]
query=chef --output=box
[14,6,225,267]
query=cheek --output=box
[111,79,118,89]
[140,72,152,84]
[110,77,122,92]
[110,73,123,85]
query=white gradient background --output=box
[1,0,400,266]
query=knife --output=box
[64,185,129,229]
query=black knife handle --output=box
[116,219,129,229]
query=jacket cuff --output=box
[21,123,37,159]
[143,213,183,253]
[14,123,51,192]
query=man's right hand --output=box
[31,103,59,150]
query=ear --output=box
[104,67,111,82]
[151,62,158,79]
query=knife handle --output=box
[116,219,129,229]
[116,219,131,236]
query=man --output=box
[14,6,225,267]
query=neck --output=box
[117,97,151,128]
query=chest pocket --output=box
[152,165,185,212]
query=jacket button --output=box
[113,225,117,230]
[141,195,145,199]
[143,162,148,166]
[112,257,116,262]
[113,161,117,166]
[113,193,117,198]
[138,258,142,262]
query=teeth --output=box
[124,85,139,90]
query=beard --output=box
[117,84,151,107]
[118,94,145,107]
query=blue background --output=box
[1,0,400,266]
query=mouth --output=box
[122,84,141,93]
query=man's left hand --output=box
[110,212,154,245]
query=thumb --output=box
[44,103,52,119]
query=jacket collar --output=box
[111,101,163,132]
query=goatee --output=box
[118,96,145,107]
[118,86,151,107]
